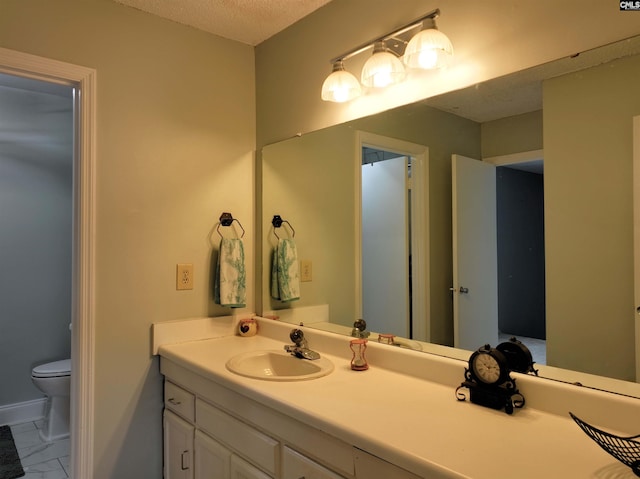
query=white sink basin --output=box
[226,350,334,381]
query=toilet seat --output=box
[32,359,71,378]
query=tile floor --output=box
[8,420,70,479]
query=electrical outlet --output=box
[176,263,194,290]
[300,260,312,282]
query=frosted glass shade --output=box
[321,61,362,102]
[403,28,453,70]
[361,43,406,88]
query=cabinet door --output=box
[282,446,346,479]
[164,410,194,479]
[230,454,272,479]
[194,430,232,479]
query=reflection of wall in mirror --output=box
[262,105,483,341]
[544,53,640,381]
[262,126,358,325]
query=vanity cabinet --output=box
[162,373,352,479]
[230,455,273,479]
[164,380,277,479]
[281,446,345,479]
[194,430,231,478]
[161,361,423,479]
[353,449,421,479]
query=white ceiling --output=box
[112,0,334,45]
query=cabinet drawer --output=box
[165,381,195,422]
[196,398,278,476]
[354,448,421,479]
[282,446,346,479]
[230,455,273,479]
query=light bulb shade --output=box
[361,47,406,88]
[403,28,453,70]
[321,62,362,102]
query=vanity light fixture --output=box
[321,8,453,102]
[361,41,406,88]
[403,14,453,70]
[321,60,362,103]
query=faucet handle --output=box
[351,319,370,338]
[289,328,305,346]
[353,319,367,331]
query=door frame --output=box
[355,131,430,341]
[0,47,96,476]
[483,149,544,169]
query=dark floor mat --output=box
[0,425,25,479]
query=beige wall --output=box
[256,0,640,148]
[544,54,640,380]
[1,0,638,476]
[481,110,543,158]
[0,0,255,477]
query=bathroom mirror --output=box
[260,35,640,398]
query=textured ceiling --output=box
[113,0,334,45]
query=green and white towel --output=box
[271,238,300,302]
[214,238,246,308]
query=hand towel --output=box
[271,238,300,302]
[214,238,246,308]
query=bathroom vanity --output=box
[155,316,640,479]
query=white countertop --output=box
[157,317,639,479]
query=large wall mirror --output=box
[260,35,640,397]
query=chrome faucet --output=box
[284,328,321,360]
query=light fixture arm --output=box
[329,8,441,64]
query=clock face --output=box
[472,351,503,384]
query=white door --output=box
[452,154,499,350]
[362,156,409,337]
[633,116,640,382]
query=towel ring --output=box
[217,212,245,238]
[272,215,295,239]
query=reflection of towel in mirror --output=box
[271,238,300,302]
[214,238,246,308]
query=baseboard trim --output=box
[0,398,46,426]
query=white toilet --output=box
[31,359,71,442]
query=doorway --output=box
[0,46,97,477]
[496,163,546,364]
[0,73,73,471]
[361,149,411,337]
[356,131,429,342]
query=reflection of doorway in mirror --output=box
[357,131,429,343]
[496,163,546,365]
[361,150,411,338]
[487,151,546,365]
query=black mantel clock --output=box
[456,343,526,415]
